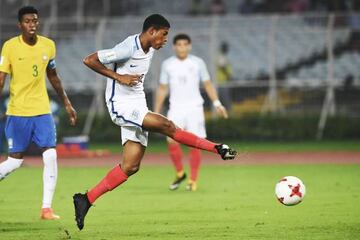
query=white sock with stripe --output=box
[42,148,58,209]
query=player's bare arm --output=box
[0,72,7,96]
[154,83,169,113]
[46,68,77,126]
[83,53,142,87]
[203,80,228,119]
[0,72,7,120]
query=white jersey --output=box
[98,34,155,103]
[160,55,210,108]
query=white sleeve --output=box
[97,38,133,64]
[198,58,210,82]
[159,61,169,85]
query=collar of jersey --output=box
[18,34,40,48]
[135,34,144,53]
[136,33,154,55]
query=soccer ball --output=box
[275,176,306,206]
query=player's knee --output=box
[9,153,24,160]
[122,163,140,176]
[42,148,57,164]
[161,119,176,135]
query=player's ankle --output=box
[176,170,185,178]
[189,179,196,184]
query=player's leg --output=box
[0,116,31,181]
[168,138,187,190]
[73,128,147,230]
[39,147,59,220]
[0,153,24,180]
[166,109,186,190]
[142,112,237,160]
[187,148,201,191]
[87,140,145,203]
[168,138,184,175]
[185,106,205,191]
[32,114,60,220]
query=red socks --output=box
[87,165,128,204]
[189,149,201,181]
[168,142,183,173]
[172,128,218,154]
[168,141,201,181]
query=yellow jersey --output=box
[0,35,56,116]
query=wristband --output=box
[213,100,222,107]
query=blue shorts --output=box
[5,114,56,153]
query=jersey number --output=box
[32,65,38,77]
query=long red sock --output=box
[168,142,183,173]
[189,148,201,181]
[172,129,218,154]
[87,165,128,204]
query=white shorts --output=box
[168,105,206,138]
[107,98,149,147]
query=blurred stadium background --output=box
[0,0,360,148]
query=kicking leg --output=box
[142,112,237,160]
[0,153,24,181]
[73,140,145,230]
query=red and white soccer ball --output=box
[275,176,306,206]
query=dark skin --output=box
[0,13,77,159]
[84,26,182,176]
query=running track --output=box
[13,152,360,167]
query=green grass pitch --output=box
[0,164,359,239]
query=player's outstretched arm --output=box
[203,80,228,119]
[46,68,77,126]
[154,83,169,114]
[83,53,142,87]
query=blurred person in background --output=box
[286,0,310,13]
[209,0,226,15]
[238,0,257,14]
[216,41,233,112]
[155,34,229,191]
[189,0,205,15]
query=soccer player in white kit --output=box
[155,34,228,191]
[73,14,237,230]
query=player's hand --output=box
[216,105,228,119]
[65,103,77,126]
[117,74,143,87]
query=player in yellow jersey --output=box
[0,6,77,220]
